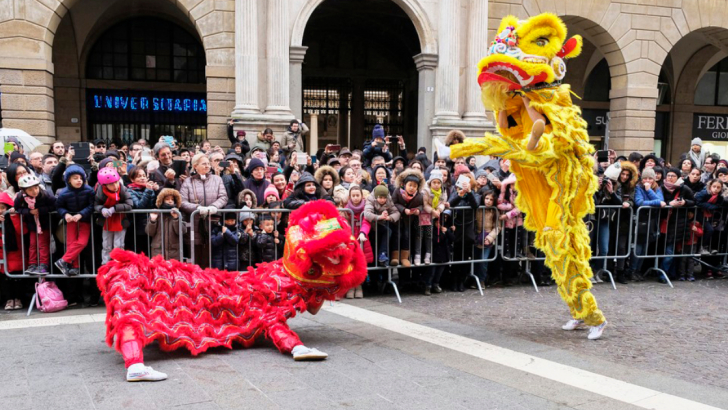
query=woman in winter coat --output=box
[125,166,158,254]
[179,153,228,269]
[283,172,332,210]
[611,161,639,283]
[631,167,664,280]
[449,172,479,291]
[474,189,499,287]
[372,165,394,195]
[391,168,425,267]
[315,165,340,199]
[684,167,705,195]
[496,173,523,287]
[658,167,695,282]
[221,153,245,208]
[145,188,187,261]
[242,158,270,206]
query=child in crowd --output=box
[211,209,246,271]
[363,183,400,266]
[345,185,371,299]
[238,189,257,209]
[497,173,523,286]
[14,175,55,275]
[145,188,186,261]
[677,210,702,282]
[632,167,665,281]
[695,179,724,251]
[448,172,478,291]
[1,192,26,309]
[424,210,455,295]
[474,189,499,288]
[254,214,283,263]
[55,165,96,276]
[422,169,448,265]
[391,169,425,267]
[263,185,280,208]
[94,168,133,265]
[238,207,256,267]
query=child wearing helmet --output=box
[94,167,133,265]
[13,174,56,275]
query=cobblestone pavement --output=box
[371,277,728,391]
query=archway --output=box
[299,0,422,151]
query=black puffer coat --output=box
[254,231,283,263]
[211,223,249,271]
[659,185,695,244]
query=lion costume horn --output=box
[284,200,367,296]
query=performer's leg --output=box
[267,322,328,361]
[119,324,167,382]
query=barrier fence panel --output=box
[1,209,184,315]
[499,216,545,293]
[588,205,634,290]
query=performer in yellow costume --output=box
[437,13,608,339]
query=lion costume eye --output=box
[535,37,549,47]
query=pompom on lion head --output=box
[283,200,367,297]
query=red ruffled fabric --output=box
[97,249,336,356]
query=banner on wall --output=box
[693,113,728,140]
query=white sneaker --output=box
[126,363,168,382]
[414,255,421,266]
[562,319,584,331]
[587,320,608,340]
[292,345,328,361]
[424,253,431,265]
[593,272,603,283]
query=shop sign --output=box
[693,113,728,140]
[90,92,206,113]
[581,109,609,137]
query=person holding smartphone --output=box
[282,119,309,158]
[362,125,392,167]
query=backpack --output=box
[35,281,68,313]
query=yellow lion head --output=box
[478,13,582,95]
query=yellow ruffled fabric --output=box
[451,85,604,326]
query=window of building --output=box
[695,57,728,106]
[583,59,611,102]
[86,17,205,84]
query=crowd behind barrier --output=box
[3,203,727,313]
[1,129,727,313]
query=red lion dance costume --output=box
[97,201,367,382]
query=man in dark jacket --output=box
[362,125,392,167]
[242,158,270,206]
[149,142,182,190]
[658,167,695,282]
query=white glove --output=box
[435,139,451,160]
[199,206,210,217]
[208,206,218,215]
[101,208,114,218]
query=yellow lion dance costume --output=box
[438,13,607,337]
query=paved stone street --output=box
[1,278,727,410]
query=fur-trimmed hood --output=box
[314,165,340,186]
[619,161,639,189]
[395,168,426,190]
[237,188,257,208]
[156,188,182,208]
[445,129,466,146]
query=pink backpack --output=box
[35,281,68,313]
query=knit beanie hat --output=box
[264,184,280,200]
[427,169,443,184]
[246,158,266,174]
[691,137,703,147]
[9,151,26,164]
[454,164,470,179]
[98,157,115,170]
[475,169,488,180]
[718,168,728,176]
[641,168,656,180]
[372,124,385,139]
[105,150,120,159]
[236,130,246,137]
[64,164,87,185]
[373,183,389,198]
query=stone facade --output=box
[0,0,727,161]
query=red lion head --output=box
[283,200,367,297]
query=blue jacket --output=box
[362,141,393,167]
[211,224,249,271]
[634,185,664,207]
[55,165,95,224]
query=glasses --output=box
[665,174,678,179]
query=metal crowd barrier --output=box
[587,205,634,290]
[188,207,355,270]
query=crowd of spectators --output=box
[0,124,726,310]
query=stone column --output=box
[309,113,318,155]
[265,0,293,117]
[608,87,658,155]
[289,46,308,120]
[414,53,438,149]
[463,0,489,121]
[433,0,461,122]
[232,0,260,115]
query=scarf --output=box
[127,182,147,190]
[400,188,415,203]
[102,186,124,232]
[705,193,719,218]
[431,187,442,209]
[346,198,365,217]
[662,180,676,192]
[23,195,42,234]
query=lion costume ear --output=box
[557,35,583,59]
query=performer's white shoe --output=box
[292,345,328,361]
[126,363,168,382]
[434,139,451,160]
[561,319,585,331]
[587,320,608,340]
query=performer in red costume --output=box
[97,200,367,382]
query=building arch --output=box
[290,0,436,54]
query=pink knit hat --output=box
[453,164,471,179]
[264,184,280,200]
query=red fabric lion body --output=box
[97,200,367,357]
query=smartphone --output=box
[311,155,317,164]
[219,161,230,169]
[112,160,124,169]
[172,159,187,176]
[597,150,609,163]
[296,152,308,165]
[141,148,153,162]
[70,142,90,161]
